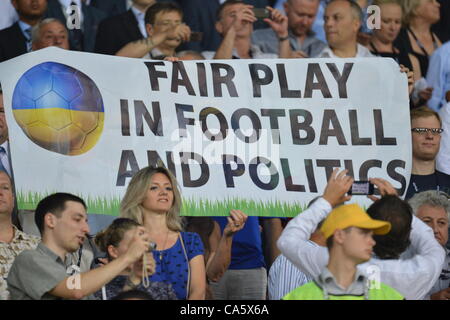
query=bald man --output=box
[252,0,326,58]
[317,0,373,58]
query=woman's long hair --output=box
[120,166,183,232]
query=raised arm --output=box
[50,227,150,299]
[214,4,256,60]
[277,169,353,278]
[206,210,247,282]
[116,24,191,58]
[263,6,292,59]
[360,216,445,300]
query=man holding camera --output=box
[115,2,192,59]
[7,193,150,300]
[252,0,326,58]
[283,202,404,300]
[203,0,292,60]
[278,168,445,300]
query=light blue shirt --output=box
[268,253,311,300]
[426,41,450,111]
[18,20,32,52]
[275,0,328,43]
[131,6,147,38]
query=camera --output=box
[190,32,203,42]
[148,242,157,252]
[252,8,270,20]
[348,181,374,195]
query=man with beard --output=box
[0,0,48,62]
[405,106,450,199]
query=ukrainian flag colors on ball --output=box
[12,62,104,155]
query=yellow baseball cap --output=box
[320,204,391,239]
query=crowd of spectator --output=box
[0,0,449,300]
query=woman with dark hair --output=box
[184,210,248,299]
[94,218,177,300]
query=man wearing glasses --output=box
[115,2,191,59]
[406,106,450,199]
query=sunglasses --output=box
[411,127,444,135]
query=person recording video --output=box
[116,2,193,59]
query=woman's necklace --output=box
[159,230,170,261]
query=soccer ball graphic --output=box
[12,62,104,156]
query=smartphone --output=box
[252,8,270,20]
[190,31,203,42]
[348,181,374,195]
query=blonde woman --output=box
[367,0,411,69]
[396,0,442,81]
[120,166,206,300]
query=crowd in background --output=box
[0,0,449,300]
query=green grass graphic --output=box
[16,191,307,217]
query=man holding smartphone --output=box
[115,2,192,59]
[7,193,150,300]
[203,0,292,60]
[278,168,445,300]
[252,0,326,58]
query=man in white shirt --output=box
[316,0,373,58]
[277,168,446,300]
[94,0,155,55]
[203,0,291,60]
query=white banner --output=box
[0,47,411,217]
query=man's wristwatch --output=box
[278,35,289,41]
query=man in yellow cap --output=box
[283,204,403,300]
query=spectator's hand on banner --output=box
[367,178,398,202]
[399,64,414,95]
[224,209,248,236]
[264,7,288,40]
[322,168,353,207]
[164,56,180,62]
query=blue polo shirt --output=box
[213,216,266,270]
